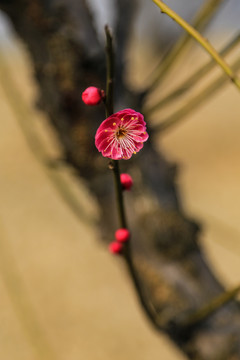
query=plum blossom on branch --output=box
[95,108,149,160]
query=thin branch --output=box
[112,160,127,228]
[145,33,240,116]
[181,285,240,329]
[153,57,240,133]
[104,26,127,229]
[147,0,226,92]
[104,26,163,330]
[105,25,114,117]
[151,0,240,91]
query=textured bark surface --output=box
[1,1,240,359]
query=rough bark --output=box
[1,1,240,359]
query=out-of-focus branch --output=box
[146,0,226,92]
[145,33,240,116]
[153,56,240,133]
[0,49,97,226]
[182,285,240,329]
[151,0,240,91]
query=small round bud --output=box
[82,86,104,106]
[120,173,133,191]
[115,228,130,243]
[109,241,123,254]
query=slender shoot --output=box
[153,57,240,133]
[147,0,226,91]
[151,0,240,90]
[181,285,240,329]
[145,33,240,116]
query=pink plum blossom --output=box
[95,109,149,160]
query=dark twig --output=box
[104,25,162,330]
[105,25,114,117]
[104,26,127,229]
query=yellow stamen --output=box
[131,117,134,120]
[105,129,108,132]
[133,151,136,154]
[116,127,128,139]
[121,117,124,121]
[113,122,116,126]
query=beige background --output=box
[0,30,240,360]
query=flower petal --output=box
[134,141,144,151]
[97,118,120,132]
[111,143,123,160]
[97,136,115,156]
[95,128,114,144]
[131,131,149,143]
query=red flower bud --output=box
[120,173,133,191]
[82,86,104,106]
[109,241,123,254]
[115,228,130,243]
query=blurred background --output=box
[0,1,240,359]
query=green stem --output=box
[152,0,240,91]
[153,56,240,133]
[147,0,225,92]
[145,33,240,116]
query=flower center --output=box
[116,127,128,139]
